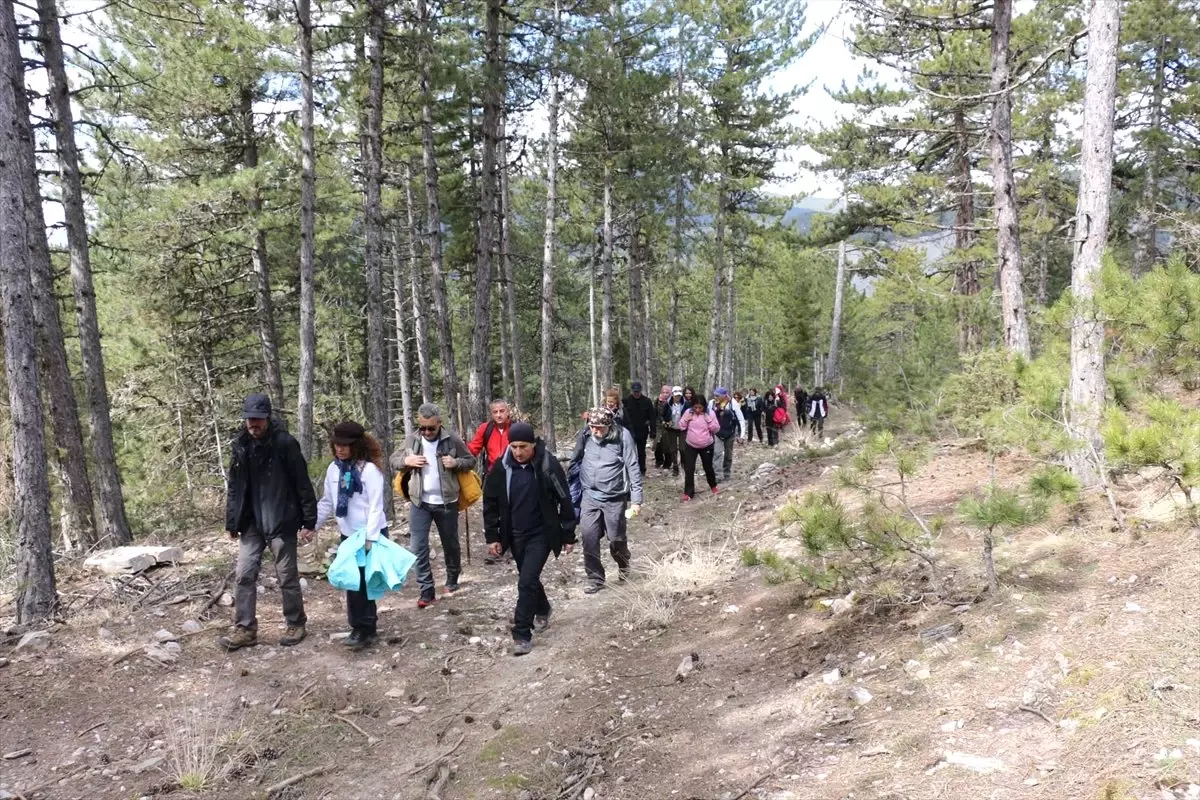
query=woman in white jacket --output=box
[315,421,389,650]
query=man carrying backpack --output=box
[660,386,688,478]
[809,388,829,438]
[622,381,656,478]
[468,398,513,563]
[569,407,643,593]
[742,388,764,443]
[793,385,809,427]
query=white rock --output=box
[153,629,177,643]
[583,788,596,800]
[16,630,51,651]
[84,546,182,575]
[130,755,165,774]
[387,715,411,727]
[98,627,115,641]
[848,686,872,705]
[163,642,182,654]
[940,720,963,733]
[822,669,841,684]
[1124,601,1144,613]
[180,620,202,634]
[217,592,234,607]
[830,591,857,616]
[384,687,405,698]
[469,637,482,645]
[330,632,352,642]
[675,655,696,681]
[722,605,740,614]
[142,645,179,665]
[942,751,1006,774]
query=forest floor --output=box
[2,413,1199,800]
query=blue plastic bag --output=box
[363,536,417,600]
[327,530,367,592]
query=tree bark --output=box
[239,88,286,410]
[1068,0,1121,485]
[1,0,57,621]
[362,0,392,503]
[952,108,980,352]
[1131,33,1165,276]
[403,160,434,404]
[296,0,317,458]
[468,0,504,425]
[499,103,524,411]
[39,0,134,544]
[628,224,645,385]
[417,0,459,425]
[589,262,600,407]
[540,3,560,449]
[722,235,735,387]
[704,184,726,392]
[825,240,847,386]
[989,0,1031,359]
[391,223,413,438]
[600,161,614,392]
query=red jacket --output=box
[468,421,510,472]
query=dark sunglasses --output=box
[418,425,439,433]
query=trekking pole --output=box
[456,401,472,566]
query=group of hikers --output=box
[219,381,829,657]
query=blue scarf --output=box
[335,459,363,518]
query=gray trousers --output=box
[579,495,630,583]
[713,437,735,480]
[235,528,306,630]
[409,502,461,597]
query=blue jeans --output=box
[409,503,461,598]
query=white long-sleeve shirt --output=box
[314,461,389,541]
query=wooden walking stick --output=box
[456,401,472,566]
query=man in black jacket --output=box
[622,382,656,477]
[482,422,576,656]
[220,393,318,651]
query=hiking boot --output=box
[344,630,373,651]
[217,626,257,652]
[512,638,533,656]
[618,567,630,583]
[682,494,691,502]
[279,626,306,647]
[442,584,459,596]
[417,595,436,609]
[711,486,720,495]
[583,582,605,595]
[723,473,731,483]
[534,611,552,631]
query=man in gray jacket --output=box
[569,407,644,593]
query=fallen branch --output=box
[424,759,452,800]
[76,720,105,738]
[263,764,333,797]
[731,770,774,800]
[202,569,236,612]
[333,714,377,744]
[1017,704,1054,725]
[109,644,146,666]
[406,732,466,777]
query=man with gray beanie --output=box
[568,407,644,593]
[482,422,576,655]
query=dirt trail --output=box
[3,415,1198,800]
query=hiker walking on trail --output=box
[742,388,764,443]
[604,388,626,427]
[764,389,787,448]
[623,381,656,478]
[679,394,720,500]
[569,407,643,593]
[313,421,389,651]
[653,385,671,469]
[221,393,317,651]
[710,388,744,483]
[660,386,688,477]
[391,404,476,608]
[794,385,809,426]
[809,388,829,438]
[482,422,577,656]
[468,398,513,564]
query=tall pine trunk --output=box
[1068,0,1121,485]
[362,0,392,500]
[952,108,980,352]
[1,0,57,621]
[990,0,1031,359]
[722,237,735,387]
[40,0,131,544]
[540,4,560,449]
[1131,34,1165,276]
[704,184,726,391]
[239,88,286,410]
[628,225,645,385]
[417,0,459,425]
[404,161,434,404]
[296,0,317,458]
[468,0,504,425]
[391,223,413,438]
[499,95,524,411]
[825,240,847,387]
[600,161,614,391]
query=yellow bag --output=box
[457,468,482,511]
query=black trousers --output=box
[511,530,553,642]
[746,414,763,442]
[811,415,825,436]
[654,433,667,468]
[633,431,649,474]
[663,429,683,474]
[766,425,779,447]
[681,443,717,497]
[343,529,389,636]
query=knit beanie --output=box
[508,422,536,444]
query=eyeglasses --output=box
[418,425,439,433]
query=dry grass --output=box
[163,697,261,792]
[611,536,734,630]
